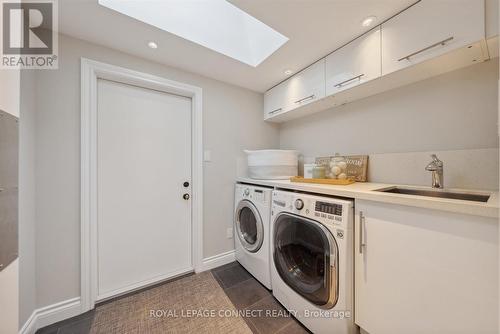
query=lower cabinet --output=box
[354,200,498,334]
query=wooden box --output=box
[315,155,368,182]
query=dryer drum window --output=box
[235,200,264,253]
[273,213,339,309]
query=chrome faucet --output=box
[425,154,444,189]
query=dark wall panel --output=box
[0,110,18,271]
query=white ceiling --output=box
[59,0,416,92]
[97,0,289,67]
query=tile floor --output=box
[211,262,310,334]
[36,262,310,334]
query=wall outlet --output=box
[226,227,233,239]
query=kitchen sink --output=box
[376,186,491,203]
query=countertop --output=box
[236,177,499,219]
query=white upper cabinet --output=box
[326,27,381,96]
[264,80,289,119]
[285,59,326,109]
[264,0,488,122]
[264,59,326,120]
[381,0,485,75]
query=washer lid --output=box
[235,200,264,253]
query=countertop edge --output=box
[236,177,499,219]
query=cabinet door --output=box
[284,59,325,110]
[326,27,381,96]
[355,199,498,334]
[382,0,485,75]
[264,80,289,119]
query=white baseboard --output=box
[199,250,235,272]
[19,311,36,334]
[19,297,82,334]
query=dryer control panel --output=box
[236,184,273,206]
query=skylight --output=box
[98,0,289,67]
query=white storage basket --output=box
[244,150,299,180]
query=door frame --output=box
[80,58,203,311]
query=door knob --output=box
[183,193,190,200]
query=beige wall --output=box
[280,60,499,189]
[33,34,279,308]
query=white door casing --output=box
[81,58,203,311]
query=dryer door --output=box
[273,213,339,309]
[235,200,264,253]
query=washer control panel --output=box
[272,190,353,229]
[314,201,343,223]
[294,199,304,210]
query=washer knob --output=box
[244,188,250,196]
[294,199,304,210]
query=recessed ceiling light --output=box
[148,41,158,49]
[284,69,293,75]
[361,16,377,27]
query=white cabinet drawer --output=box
[381,0,485,75]
[326,27,381,96]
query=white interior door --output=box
[97,79,192,301]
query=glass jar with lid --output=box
[329,154,347,179]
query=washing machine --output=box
[271,190,355,334]
[234,183,272,289]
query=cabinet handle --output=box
[359,211,366,254]
[294,94,315,104]
[398,36,454,62]
[268,108,282,115]
[335,74,365,88]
